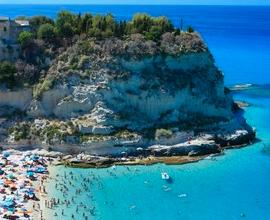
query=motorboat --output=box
[161,172,170,180]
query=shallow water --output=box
[44,87,270,220]
[1,5,270,220]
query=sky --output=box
[0,0,269,5]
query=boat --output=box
[161,172,170,180]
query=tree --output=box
[88,14,117,38]
[116,20,127,37]
[0,61,17,88]
[104,13,116,34]
[56,11,77,38]
[18,31,34,48]
[154,16,173,33]
[37,23,56,42]
[81,13,93,33]
[174,28,181,36]
[127,14,174,40]
[131,13,153,34]
[146,26,163,41]
[30,16,54,27]
[187,26,194,33]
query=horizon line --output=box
[0,3,270,6]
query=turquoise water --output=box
[45,88,270,220]
[1,5,269,219]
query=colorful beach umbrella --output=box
[3,152,10,158]
[7,173,15,180]
[30,155,39,161]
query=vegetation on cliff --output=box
[0,11,255,151]
[0,11,197,89]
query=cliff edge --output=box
[0,31,255,157]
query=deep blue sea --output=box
[1,5,270,85]
[1,5,270,220]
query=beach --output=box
[0,4,269,220]
[0,87,268,220]
[0,150,52,219]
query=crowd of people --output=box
[0,150,48,219]
[42,170,103,219]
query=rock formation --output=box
[0,32,255,157]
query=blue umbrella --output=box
[30,155,39,161]
[2,199,15,208]
[3,151,10,158]
[27,171,34,177]
[28,187,35,193]
[36,167,46,173]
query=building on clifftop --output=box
[0,16,30,61]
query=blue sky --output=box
[0,0,270,5]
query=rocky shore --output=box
[1,122,255,169]
[61,130,255,168]
[0,122,256,220]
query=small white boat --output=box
[178,193,187,198]
[161,172,170,180]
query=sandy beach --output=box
[0,149,52,220]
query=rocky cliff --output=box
[0,32,255,156]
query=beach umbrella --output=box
[28,187,35,193]
[36,166,46,173]
[20,207,27,212]
[30,155,39,161]
[3,152,10,158]
[2,199,15,208]
[26,171,34,178]
[7,173,15,180]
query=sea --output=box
[1,5,270,220]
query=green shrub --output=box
[33,78,54,99]
[9,123,31,141]
[187,26,194,33]
[155,128,173,140]
[0,61,17,88]
[37,23,56,42]
[18,31,34,48]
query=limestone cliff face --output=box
[0,89,32,110]
[0,32,255,153]
[28,33,232,130]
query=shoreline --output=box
[0,136,256,219]
[36,142,254,220]
[61,142,253,169]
